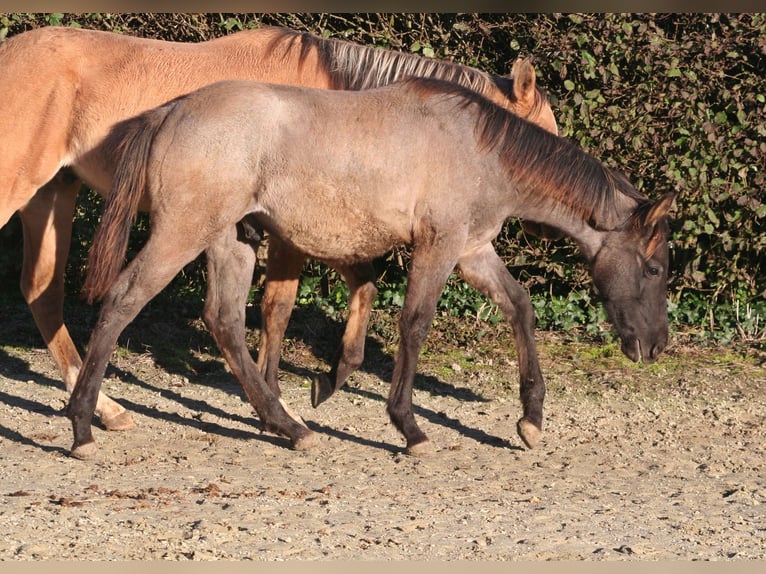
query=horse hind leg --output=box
[457,244,546,449]
[312,261,378,408]
[205,229,317,450]
[19,175,133,431]
[68,235,205,459]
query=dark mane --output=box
[266,27,549,120]
[404,77,648,231]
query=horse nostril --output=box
[650,343,665,360]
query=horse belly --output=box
[258,186,410,264]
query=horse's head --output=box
[591,193,676,363]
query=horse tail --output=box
[81,104,173,304]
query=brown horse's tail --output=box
[81,104,173,304]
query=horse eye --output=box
[647,266,660,277]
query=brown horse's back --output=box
[0,26,327,225]
[60,28,331,193]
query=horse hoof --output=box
[70,441,98,460]
[406,439,432,457]
[517,417,542,449]
[311,373,334,408]
[101,411,135,432]
[292,430,319,451]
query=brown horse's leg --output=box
[206,230,317,450]
[18,176,133,431]
[457,244,545,449]
[387,245,457,456]
[312,261,378,408]
[257,238,305,393]
[258,238,378,408]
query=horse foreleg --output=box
[312,261,378,408]
[387,245,457,456]
[206,230,317,450]
[458,244,545,449]
[256,238,304,394]
[19,177,133,431]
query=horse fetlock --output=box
[517,417,542,449]
[278,398,307,428]
[392,414,430,456]
[333,356,360,389]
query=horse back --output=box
[138,80,502,262]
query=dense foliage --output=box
[0,13,763,345]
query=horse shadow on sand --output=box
[0,297,520,454]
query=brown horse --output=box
[68,78,675,460]
[0,25,557,431]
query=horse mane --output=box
[403,77,649,231]
[264,27,549,119]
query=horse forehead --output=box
[597,233,644,266]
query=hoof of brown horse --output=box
[517,417,542,449]
[292,430,319,451]
[311,373,334,408]
[101,411,135,432]
[69,441,98,461]
[406,439,433,457]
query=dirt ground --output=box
[0,301,764,561]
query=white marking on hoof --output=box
[101,410,135,432]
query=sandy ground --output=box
[0,308,764,561]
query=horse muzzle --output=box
[621,336,666,364]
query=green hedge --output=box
[1,13,763,342]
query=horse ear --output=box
[643,192,677,229]
[510,58,537,105]
[641,192,676,259]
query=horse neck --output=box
[514,183,642,262]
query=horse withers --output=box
[70,78,674,459]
